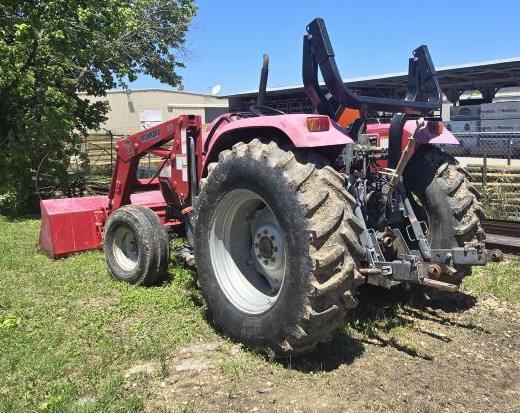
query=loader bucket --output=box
[39,195,108,258]
[39,190,167,258]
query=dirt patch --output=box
[144,289,520,413]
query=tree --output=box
[0,0,197,213]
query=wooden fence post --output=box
[482,153,487,187]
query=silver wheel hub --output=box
[251,215,285,291]
[113,226,139,272]
[209,189,287,314]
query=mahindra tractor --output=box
[39,18,503,357]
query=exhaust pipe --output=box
[257,54,269,106]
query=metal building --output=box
[81,89,229,136]
[225,57,520,120]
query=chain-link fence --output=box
[442,132,520,221]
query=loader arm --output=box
[39,115,202,258]
[108,115,202,212]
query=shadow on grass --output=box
[279,331,365,372]
[405,286,488,333]
[200,281,483,372]
[156,246,205,308]
[342,284,484,363]
[421,290,477,313]
[160,248,485,372]
[276,282,477,372]
[0,211,40,221]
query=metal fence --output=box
[84,133,119,172]
[84,132,163,180]
[443,132,520,221]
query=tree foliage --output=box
[0,0,197,213]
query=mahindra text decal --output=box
[140,128,160,142]
[124,140,133,155]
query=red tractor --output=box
[39,18,502,357]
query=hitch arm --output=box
[382,117,425,200]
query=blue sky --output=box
[131,0,520,95]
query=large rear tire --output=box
[403,144,485,287]
[194,140,365,357]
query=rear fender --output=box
[404,120,459,145]
[367,120,460,146]
[202,114,353,173]
[366,120,459,170]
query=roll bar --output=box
[303,18,442,117]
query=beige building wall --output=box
[81,89,229,136]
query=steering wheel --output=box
[249,105,286,116]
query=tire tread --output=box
[200,139,364,357]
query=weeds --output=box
[463,258,520,301]
[467,164,520,220]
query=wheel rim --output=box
[209,189,287,314]
[112,226,139,273]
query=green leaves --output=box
[13,22,31,39]
[0,0,197,213]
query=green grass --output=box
[463,258,520,302]
[1,215,520,412]
[0,216,215,413]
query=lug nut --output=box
[263,260,269,265]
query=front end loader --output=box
[39,18,502,358]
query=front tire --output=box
[103,205,170,286]
[194,140,365,357]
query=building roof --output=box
[80,88,226,98]
[224,56,520,98]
